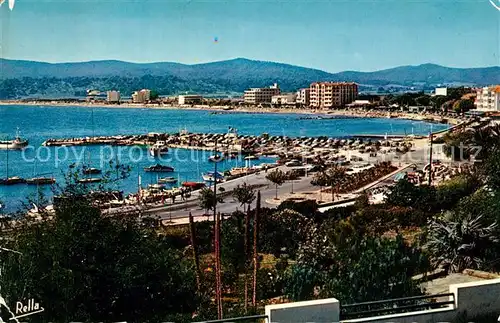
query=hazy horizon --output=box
[0,0,498,73]
[1,57,499,74]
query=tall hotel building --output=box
[244,83,280,104]
[309,82,358,108]
[475,86,500,112]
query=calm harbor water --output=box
[0,105,448,212]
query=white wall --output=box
[344,278,500,323]
[451,278,500,319]
[265,278,500,323]
[266,298,340,323]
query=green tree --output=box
[486,149,500,191]
[266,169,286,199]
[0,199,197,322]
[441,99,456,112]
[232,183,256,213]
[415,95,430,107]
[430,95,448,111]
[426,210,499,273]
[385,179,437,212]
[452,99,475,114]
[198,187,223,214]
[286,235,429,303]
[313,166,347,201]
[259,208,309,257]
[149,90,160,101]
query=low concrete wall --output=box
[344,305,456,323]
[343,278,500,323]
[452,278,500,320]
[265,298,340,323]
[264,278,500,323]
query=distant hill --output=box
[0,58,498,99]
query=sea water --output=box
[0,105,448,212]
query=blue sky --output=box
[0,0,499,72]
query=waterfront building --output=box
[244,83,280,104]
[132,89,151,104]
[309,82,358,108]
[296,88,311,106]
[475,86,500,112]
[178,95,203,105]
[107,90,120,103]
[434,87,448,96]
[347,99,371,108]
[271,93,297,105]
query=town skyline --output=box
[0,0,498,73]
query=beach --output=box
[0,100,464,125]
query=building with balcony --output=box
[132,89,151,104]
[296,88,311,106]
[244,83,280,104]
[310,82,358,109]
[178,95,203,105]
[271,93,297,105]
[475,86,500,112]
[106,90,120,103]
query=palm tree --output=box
[198,187,223,214]
[426,213,499,273]
[266,169,286,200]
[232,183,256,213]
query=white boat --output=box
[78,178,102,184]
[208,154,224,162]
[149,141,169,157]
[158,177,177,184]
[244,155,259,161]
[202,171,224,183]
[148,183,166,190]
[0,129,28,150]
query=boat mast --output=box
[91,109,95,140]
[5,145,9,179]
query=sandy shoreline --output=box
[0,100,463,125]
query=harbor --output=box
[0,105,449,212]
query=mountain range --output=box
[0,58,499,99]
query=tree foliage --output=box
[198,187,224,213]
[426,210,499,273]
[286,234,429,303]
[0,199,197,322]
[232,183,256,212]
[266,169,286,199]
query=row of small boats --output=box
[0,176,56,186]
[208,153,259,162]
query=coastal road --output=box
[142,167,318,221]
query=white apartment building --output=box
[244,83,280,104]
[271,93,297,105]
[475,86,500,112]
[132,89,151,104]
[296,88,311,106]
[106,90,120,103]
[310,82,358,108]
[178,95,203,105]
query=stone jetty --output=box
[42,131,414,163]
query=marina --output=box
[0,105,448,212]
